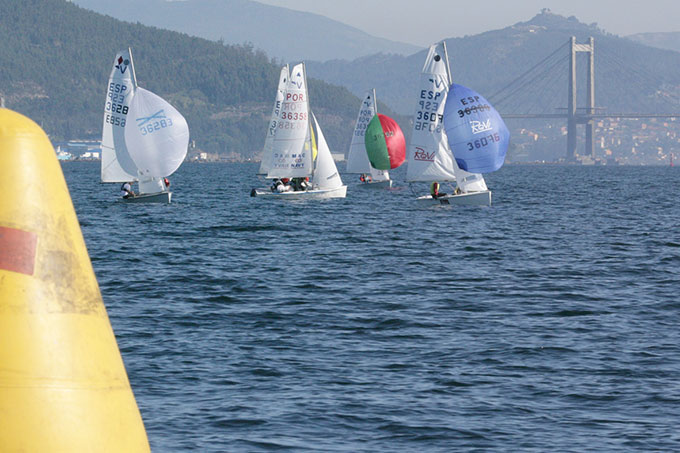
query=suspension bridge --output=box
[489,37,680,161]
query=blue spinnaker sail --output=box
[442,83,509,173]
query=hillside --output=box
[307,11,680,116]
[628,32,680,53]
[0,0,376,157]
[70,0,421,62]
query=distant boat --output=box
[250,62,347,199]
[346,90,392,188]
[55,145,72,161]
[101,48,189,203]
[406,41,509,206]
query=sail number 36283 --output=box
[139,118,174,136]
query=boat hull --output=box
[123,191,172,203]
[416,190,491,206]
[357,179,392,189]
[251,185,347,199]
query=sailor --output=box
[300,177,309,191]
[279,178,292,192]
[430,181,446,199]
[270,179,282,192]
[163,177,170,189]
[120,181,135,199]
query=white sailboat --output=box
[250,62,347,199]
[406,41,493,206]
[346,89,391,188]
[101,48,189,203]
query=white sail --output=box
[311,113,343,190]
[406,43,457,182]
[258,65,289,175]
[124,87,190,179]
[267,63,313,179]
[101,49,137,182]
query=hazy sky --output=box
[254,0,680,46]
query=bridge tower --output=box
[567,36,595,161]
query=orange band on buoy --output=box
[0,226,37,275]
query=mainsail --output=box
[267,63,313,179]
[124,87,190,179]
[346,90,389,181]
[259,65,289,175]
[406,42,456,182]
[101,49,137,182]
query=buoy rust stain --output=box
[0,226,37,276]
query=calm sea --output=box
[64,161,679,452]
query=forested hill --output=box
[0,0,370,157]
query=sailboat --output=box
[406,41,508,206]
[250,62,347,199]
[346,90,392,188]
[101,48,189,203]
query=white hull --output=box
[357,179,392,189]
[416,190,491,206]
[123,191,172,203]
[251,185,347,199]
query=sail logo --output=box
[294,72,304,89]
[413,147,434,161]
[116,56,130,74]
[470,119,492,134]
[429,78,446,89]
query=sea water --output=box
[65,162,680,452]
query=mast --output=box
[303,62,316,181]
[372,88,378,114]
[128,47,138,88]
[442,40,453,85]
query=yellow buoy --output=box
[0,108,150,451]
